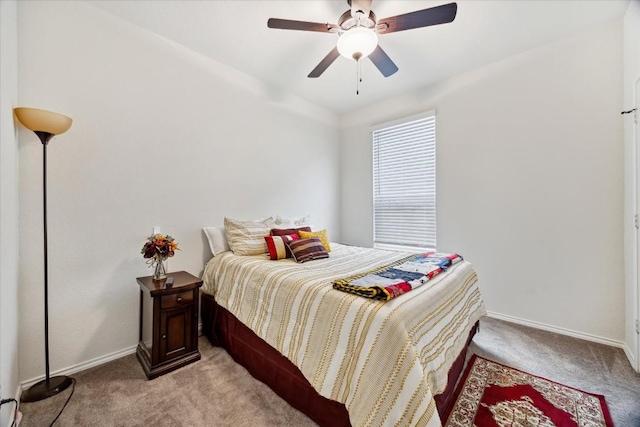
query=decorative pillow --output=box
[270,226,311,236]
[298,229,331,252]
[264,234,300,260]
[224,217,275,256]
[203,226,230,256]
[287,237,329,263]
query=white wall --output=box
[340,21,624,342]
[0,0,20,423]
[623,0,640,370]
[17,1,340,383]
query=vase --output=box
[153,257,167,281]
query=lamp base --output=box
[21,375,73,403]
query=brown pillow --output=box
[270,226,311,236]
[287,237,329,263]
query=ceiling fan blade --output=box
[268,18,336,33]
[308,47,340,78]
[368,45,398,77]
[377,2,457,34]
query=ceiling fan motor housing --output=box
[338,9,377,31]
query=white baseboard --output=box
[21,324,207,390]
[485,311,627,349]
[17,314,637,392]
[14,383,21,405]
[20,345,137,390]
[622,343,638,372]
[14,384,22,426]
[485,311,640,372]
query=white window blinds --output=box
[372,111,436,251]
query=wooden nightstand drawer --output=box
[160,290,193,309]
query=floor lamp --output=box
[14,107,74,402]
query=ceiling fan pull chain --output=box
[356,59,360,95]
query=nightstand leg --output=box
[139,289,143,342]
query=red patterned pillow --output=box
[265,234,300,260]
[270,226,311,236]
[287,237,329,263]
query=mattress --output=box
[202,243,486,427]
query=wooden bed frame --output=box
[201,292,479,426]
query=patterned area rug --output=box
[445,355,613,427]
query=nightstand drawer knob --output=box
[162,334,167,340]
[177,297,183,303]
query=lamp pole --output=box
[39,133,52,384]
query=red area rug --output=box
[444,355,614,427]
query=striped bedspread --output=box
[202,243,486,427]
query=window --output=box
[372,111,436,251]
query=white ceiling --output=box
[87,0,629,114]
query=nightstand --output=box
[136,271,203,380]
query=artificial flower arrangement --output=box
[141,234,179,280]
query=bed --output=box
[200,243,486,427]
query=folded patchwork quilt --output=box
[332,252,463,301]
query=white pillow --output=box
[203,226,230,257]
[275,215,311,227]
[224,217,275,256]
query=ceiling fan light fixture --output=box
[337,27,378,60]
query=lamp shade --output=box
[337,27,378,60]
[14,108,72,136]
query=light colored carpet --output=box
[19,317,640,426]
[18,338,316,427]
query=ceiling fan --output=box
[267,0,458,79]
